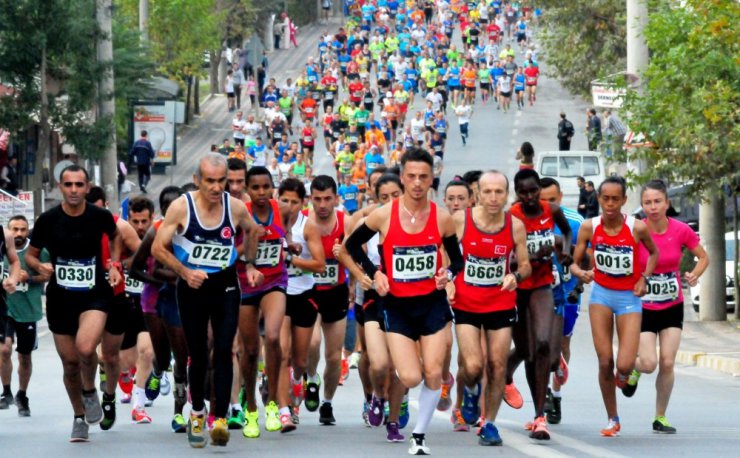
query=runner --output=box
[570,176,659,437]
[449,171,531,446]
[152,153,264,448]
[26,164,121,442]
[626,179,709,433]
[345,148,464,455]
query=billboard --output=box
[132,102,175,164]
[0,191,35,229]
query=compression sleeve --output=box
[344,223,379,278]
[443,234,464,277]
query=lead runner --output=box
[345,148,465,455]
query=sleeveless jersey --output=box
[287,212,315,295]
[101,215,126,296]
[301,126,315,146]
[314,210,346,290]
[381,199,442,298]
[592,215,640,291]
[141,219,164,310]
[509,201,555,289]
[240,199,288,292]
[454,209,516,312]
[173,192,237,273]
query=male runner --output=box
[152,153,263,448]
[345,148,465,455]
[26,164,121,442]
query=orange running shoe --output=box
[339,357,349,385]
[555,354,569,386]
[601,418,621,437]
[529,416,550,440]
[503,383,523,409]
[437,373,454,411]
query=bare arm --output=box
[152,197,189,278]
[2,233,21,291]
[570,219,594,284]
[232,196,264,287]
[684,243,709,286]
[293,218,326,274]
[550,203,573,265]
[117,219,141,270]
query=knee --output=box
[462,359,484,382]
[597,356,614,374]
[0,344,10,359]
[422,366,442,388]
[325,350,342,367]
[18,354,32,368]
[263,334,280,354]
[242,340,260,360]
[141,347,155,365]
[658,355,675,374]
[62,359,81,375]
[488,358,506,380]
[77,344,98,361]
[398,370,422,389]
[534,339,551,358]
[101,349,119,365]
[641,356,658,374]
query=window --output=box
[559,156,581,177]
[541,156,557,176]
[583,156,600,176]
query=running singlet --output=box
[101,215,127,296]
[638,217,698,310]
[592,215,640,291]
[509,201,555,289]
[243,199,288,289]
[381,199,442,298]
[287,212,315,295]
[454,210,515,312]
[172,192,237,274]
[141,220,164,310]
[313,210,347,290]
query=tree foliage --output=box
[537,0,626,97]
[617,0,739,197]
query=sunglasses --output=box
[62,182,86,188]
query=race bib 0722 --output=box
[187,244,233,269]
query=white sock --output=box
[134,386,147,410]
[466,384,479,395]
[279,406,291,416]
[308,373,320,384]
[231,403,243,411]
[292,371,303,385]
[552,390,561,398]
[323,398,332,405]
[412,384,441,435]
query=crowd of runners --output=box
[0,0,710,456]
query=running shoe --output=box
[503,383,523,409]
[265,401,281,432]
[436,372,454,411]
[98,367,107,392]
[187,413,208,448]
[15,392,30,417]
[368,395,385,427]
[555,354,569,386]
[291,406,300,425]
[600,418,621,437]
[207,413,215,430]
[547,395,562,424]
[210,418,230,446]
[479,422,503,446]
[319,401,336,425]
[145,371,162,401]
[160,372,171,396]
[461,383,482,425]
[82,390,103,425]
[305,376,321,412]
[349,351,361,369]
[614,371,628,390]
[70,417,89,443]
[451,408,470,432]
[0,392,13,409]
[529,416,550,440]
[291,378,305,407]
[653,416,677,434]
[118,371,133,396]
[100,394,116,430]
[386,421,405,442]
[339,357,350,385]
[243,410,260,438]
[171,413,187,433]
[362,401,370,426]
[120,392,132,404]
[408,435,430,455]
[259,374,269,406]
[131,407,152,424]
[399,396,410,429]
[227,408,245,430]
[280,413,297,433]
[544,388,554,414]
[622,369,641,397]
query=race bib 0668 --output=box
[314,259,339,285]
[55,257,96,291]
[464,254,506,287]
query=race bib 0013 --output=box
[392,245,436,283]
[55,257,96,291]
[594,244,633,277]
[464,254,506,287]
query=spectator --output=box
[584,180,599,217]
[516,141,535,170]
[586,108,602,151]
[557,112,574,151]
[0,156,19,196]
[576,176,587,217]
[602,109,627,157]
[129,130,155,193]
[232,63,245,109]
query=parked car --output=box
[691,231,737,312]
[536,150,606,209]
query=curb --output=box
[675,350,740,377]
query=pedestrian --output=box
[602,110,627,157]
[586,108,602,151]
[321,0,332,23]
[516,141,535,170]
[454,101,473,146]
[274,15,283,50]
[584,181,599,218]
[557,112,574,151]
[225,69,236,112]
[232,63,245,109]
[0,156,19,196]
[129,130,155,193]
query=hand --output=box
[558,252,573,268]
[502,273,518,292]
[246,264,265,287]
[571,265,594,284]
[373,270,389,296]
[288,242,302,255]
[535,244,554,259]
[2,277,17,294]
[38,262,54,277]
[18,269,29,283]
[182,268,209,289]
[359,274,373,291]
[108,267,122,287]
[445,281,456,305]
[634,276,647,297]
[683,271,699,287]
[332,238,341,258]
[348,288,356,305]
[434,267,449,290]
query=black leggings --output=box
[177,266,240,418]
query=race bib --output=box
[392,245,436,283]
[255,239,282,268]
[188,244,233,269]
[56,257,96,291]
[464,254,506,287]
[526,76,537,84]
[594,244,633,277]
[124,272,144,295]
[526,229,554,256]
[344,192,356,201]
[643,272,680,303]
[551,263,561,287]
[314,259,339,285]
[325,92,334,100]
[1,269,28,293]
[288,263,306,278]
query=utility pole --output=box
[97,0,119,210]
[626,0,648,79]
[139,0,149,43]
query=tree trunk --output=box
[699,193,726,321]
[733,190,739,320]
[33,45,50,219]
[139,0,149,43]
[209,51,219,95]
[194,76,200,115]
[97,0,119,210]
[184,75,191,125]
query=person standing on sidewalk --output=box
[130,130,155,194]
[232,63,245,109]
[586,108,602,152]
[621,179,709,434]
[557,112,574,151]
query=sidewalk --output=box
[676,303,740,376]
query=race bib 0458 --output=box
[392,245,436,283]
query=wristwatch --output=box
[446,269,454,282]
[641,273,652,286]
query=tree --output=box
[537,0,627,97]
[617,0,739,320]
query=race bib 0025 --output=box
[643,272,680,303]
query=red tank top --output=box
[509,201,555,289]
[382,199,442,298]
[245,199,287,284]
[301,127,314,146]
[102,214,126,296]
[454,209,516,312]
[592,215,640,291]
[314,210,346,290]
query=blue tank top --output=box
[173,192,237,273]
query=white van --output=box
[536,150,606,209]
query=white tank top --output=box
[287,212,315,295]
[367,232,381,267]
